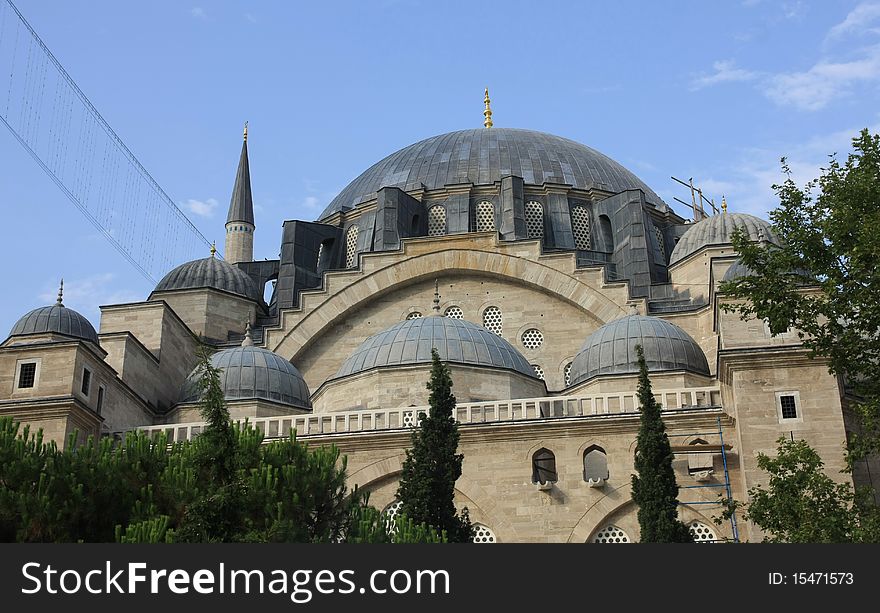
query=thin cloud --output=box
[191,7,207,19]
[691,60,759,90]
[827,2,880,41]
[245,13,258,23]
[182,198,219,218]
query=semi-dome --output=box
[569,315,710,385]
[153,256,262,302]
[320,128,666,220]
[334,315,535,379]
[180,345,311,409]
[9,294,99,345]
[669,213,777,266]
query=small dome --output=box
[153,257,261,302]
[669,213,777,266]
[180,346,311,409]
[569,315,710,385]
[9,303,99,345]
[334,316,535,379]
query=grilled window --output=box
[18,362,36,388]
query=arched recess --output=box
[269,246,629,361]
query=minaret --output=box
[225,122,255,264]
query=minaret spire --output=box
[483,88,493,129]
[56,279,64,306]
[432,279,441,314]
[225,122,255,264]
[241,319,254,347]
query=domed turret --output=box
[569,315,709,385]
[153,254,262,302]
[669,213,777,266]
[7,281,99,345]
[333,315,535,380]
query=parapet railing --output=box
[135,387,721,444]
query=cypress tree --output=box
[630,345,694,543]
[396,349,472,542]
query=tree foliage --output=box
[732,437,880,543]
[396,349,472,542]
[719,129,880,463]
[630,345,693,543]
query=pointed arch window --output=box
[583,445,609,482]
[531,448,557,484]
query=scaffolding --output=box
[669,416,739,543]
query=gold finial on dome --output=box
[432,279,441,314]
[56,278,64,306]
[241,319,254,347]
[243,121,248,142]
[483,88,493,129]
[721,195,728,213]
[210,241,217,257]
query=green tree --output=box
[735,436,880,542]
[719,129,880,464]
[396,349,472,542]
[630,345,694,543]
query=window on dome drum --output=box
[521,328,543,350]
[428,205,446,236]
[482,306,503,335]
[444,306,463,319]
[564,362,572,387]
[689,521,718,543]
[531,448,557,484]
[525,200,544,239]
[687,438,714,474]
[17,362,36,389]
[570,205,592,250]
[592,525,630,543]
[382,500,403,534]
[97,385,105,416]
[472,524,497,543]
[532,364,544,380]
[81,367,91,397]
[654,225,666,259]
[406,311,422,320]
[476,200,495,232]
[777,392,801,421]
[344,226,359,268]
[583,446,609,482]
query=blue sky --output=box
[1,0,878,334]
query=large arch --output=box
[269,244,629,361]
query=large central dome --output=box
[320,128,666,220]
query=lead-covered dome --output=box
[180,345,311,409]
[569,315,710,385]
[153,256,262,302]
[669,213,777,266]
[334,316,535,379]
[320,128,666,219]
[9,303,99,345]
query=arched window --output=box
[482,306,503,335]
[532,448,557,484]
[476,200,495,232]
[472,524,497,544]
[689,521,718,543]
[599,214,613,251]
[654,224,666,259]
[427,205,446,236]
[345,226,359,268]
[406,311,422,320]
[583,445,609,482]
[525,200,544,239]
[521,328,543,349]
[563,362,573,386]
[571,205,592,250]
[444,306,463,319]
[532,364,544,380]
[592,525,631,543]
[382,499,403,534]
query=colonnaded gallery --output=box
[1,99,867,543]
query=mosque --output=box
[0,92,863,543]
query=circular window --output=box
[482,306,503,336]
[444,306,463,319]
[592,525,631,543]
[472,524,497,543]
[406,312,422,320]
[564,362,573,386]
[532,364,544,380]
[521,328,543,349]
[689,521,717,543]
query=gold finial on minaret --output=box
[56,279,64,306]
[721,195,728,213]
[243,121,248,142]
[432,279,441,314]
[210,241,217,257]
[483,88,493,129]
